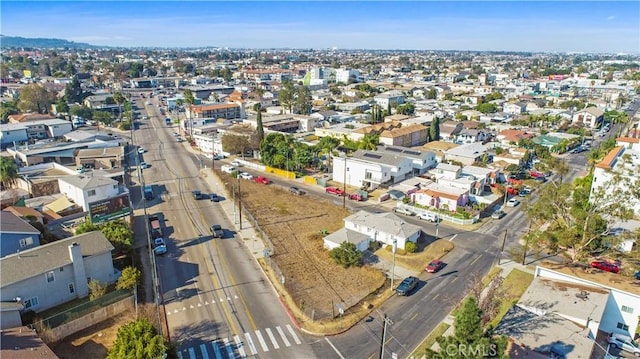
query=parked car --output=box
[137,147,146,153]
[230,160,242,167]
[348,193,364,201]
[506,198,520,207]
[221,165,236,173]
[426,260,445,273]
[607,332,640,356]
[396,276,419,296]
[254,176,270,184]
[491,210,506,219]
[139,162,150,169]
[393,207,415,216]
[590,260,620,274]
[289,186,305,195]
[210,224,224,238]
[325,187,345,196]
[209,193,220,202]
[239,172,253,180]
[417,212,438,222]
[153,238,167,255]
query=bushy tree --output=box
[64,76,85,104]
[404,242,417,253]
[429,118,440,142]
[18,84,53,113]
[255,105,264,143]
[329,242,363,268]
[0,157,19,190]
[116,266,141,291]
[88,279,107,300]
[75,219,133,254]
[107,318,169,359]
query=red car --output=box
[254,176,270,184]
[426,260,445,273]
[590,260,620,274]
[349,193,364,201]
[325,187,345,196]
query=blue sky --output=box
[2,1,639,53]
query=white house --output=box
[455,129,490,144]
[411,182,470,211]
[0,123,29,149]
[374,90,405,109]
[0,231,117,314]
[503,102,527,115]
[591,145,640,216]
[572,107,604,129]
[323,210,422,251]
[443,142,492,166]
[58,174,128,212]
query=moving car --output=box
[209,193,220,202]
[153,238,167,255]
[348,193,364,201]
[192,190,205,200]
[139,162,150,169]
[210,224,224,238]
[325,187,345,196]
[607,333,640,356]
[289,186,305,195]
[254,176,270,184]
[396,276,419,296]
[239,172,253,180]
[417,212,438,222]
[230,160,242,167]
[506,198,520,207]
[138,147,146,154]
[426,260,445,273]
[590,260,620,274]
[491,210,506,219]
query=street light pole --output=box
[237,174,243,230]
[390,238,397,291]
[343,158,348,209]
[435,221,439,240]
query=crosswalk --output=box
[178,324,303,359]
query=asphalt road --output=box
[131,96,318,359]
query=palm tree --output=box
[113,92,125,121]
[0,157,20,190]
[183,89,195,139]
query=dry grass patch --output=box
[376,239,455,272]
[228,177,386,323]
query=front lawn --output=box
[489,269,534,328]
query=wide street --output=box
[125,91,627,359]
[130,94,317,359]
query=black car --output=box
[289,186,305,195]
[210,224,224,238]
[193,190,205,200]
[209,193,220,202]
[396,276,419,296]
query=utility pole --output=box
[342,157,347,209]
[390,239,397,291]
[434,220,439,240]
[379,314,393,359]
[237,174,242,230]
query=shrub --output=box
[329,242,363,268]
[88,280,107,300]
[405,242,417,253]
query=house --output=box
[2,206,44,225]
[572,107,604,129]
[411,183,470,211]
[438,121,463,142]
[496,129,536,146]
[374,90,405,109]
[57,174,131,223]
[503,102,527,115]
[0,326,58,357]
[187,103,244,120]
[455,129,489,144]
[591,145,640,216]
[0,119,73,149]
[0,211,41,258]
[443,142,492,166]
[323,210,422,251]
[0,231,118,314]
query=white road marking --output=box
[276,326,291,347]
[325,337,346,359]
[265,328,280,349]
[255,330,269,352]
[244,332,258,355]
[287,324,302,345]
[449,234,458,242]
[233,335,246,357]
[200,344,209,359]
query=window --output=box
[87,189,96,196]
[19,237,34,248]
[46,271,55,282]
[23,297,39,309]
[617,322,629,331]
[69,283,75,294]
[621,305,633,314]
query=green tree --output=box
[69,105,93,120]
[1,100,19,123]
[113,92,126,121]
[64,76,85,104]
[476,103,498,114]
[183,89,195,137]
[76,220,133,254]
[278,81,296,114]
[222,134,252,156]
[92,110,113,126]
[429,118,440,142]
[328,242,363,268]
[107,318,169,359]
[116,266,141,291]
[0,157,20,190]
[295,85,312,115]
[88,279,107,300]
[255,104,264,144]
[357,133,379,150]
[18,84,53,113]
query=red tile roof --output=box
[595,146,624,170]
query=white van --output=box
[221,165,236,173]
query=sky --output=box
[1,1,639,53]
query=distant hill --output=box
[0,35,99,49]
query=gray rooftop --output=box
[444,142,491,158]
[0,231,113,287]
[59,174,118,189]
[0,211,40,235]
[323,228,370,247]
[376,145,432,159]
[1,326,59,359]
[351,149,412,167]
[345,210,421,238]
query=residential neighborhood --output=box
[1,30,640,359]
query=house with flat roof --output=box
[58,175,130,222]
[0,211,41,258]
[323,210,422,251]
[591,145,640,216]
[443,142,492,166]
[0,231,117,314]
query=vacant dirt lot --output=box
[224,176,387,321]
